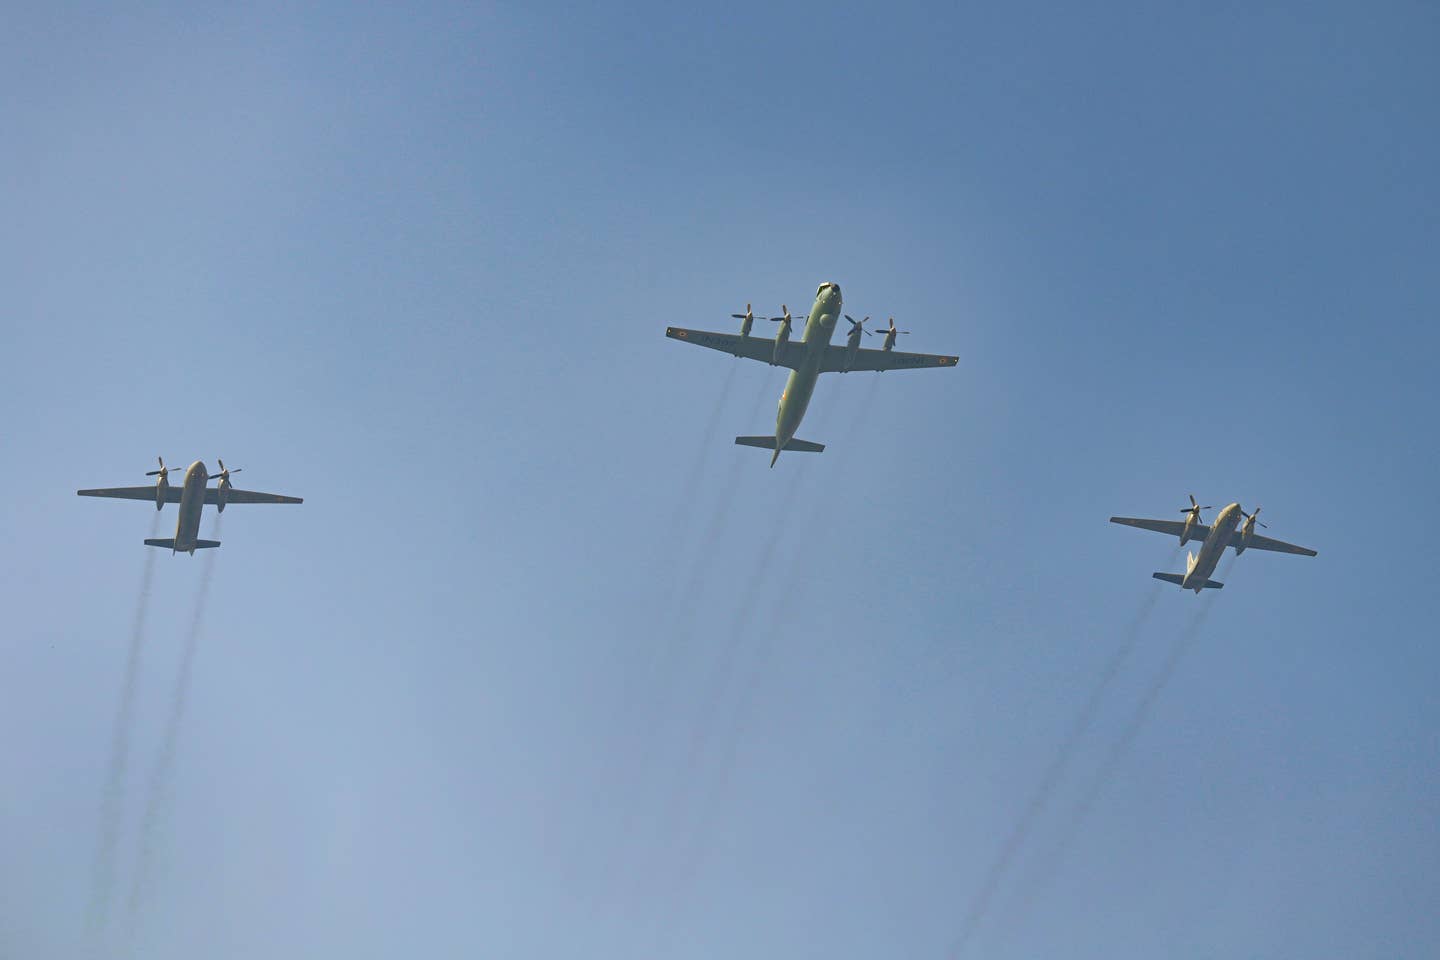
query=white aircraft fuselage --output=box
[1183,502,1244,592]
[774,283,843,463]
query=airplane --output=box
[1110,496,1317,593]
[77,458,302,554]
[666,282,958,466]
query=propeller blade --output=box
[145,471,163,476]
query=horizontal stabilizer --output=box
[734,436,825,453]
[1152,572,1223,590]
[144,538,220,550]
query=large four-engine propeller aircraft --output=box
[666,282,958,466]
[78,458,302,554]
[1110,496,1317,593]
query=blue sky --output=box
[2,2,1437,957]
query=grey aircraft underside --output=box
[77,458,302,554]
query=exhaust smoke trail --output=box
[656,380,771,670]
[647,462,813,953]
[947,556,1179,958]
[676,457,808,783]
[835,371,883,451]
[86,512,161,939]
[665,363,739,556]
[598,380,775,905]
[1005,555,1234,931]
[127,518,220,934]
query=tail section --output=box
[144,538,220,551]
[1152,572,1223,590]
[734,436,825,453]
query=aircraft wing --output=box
[206,488,302,505]
[1228,531,1317,556]
[78,486,181,502]
[665,327,805,370]
[1109,516,1210,540]
[819,345,959,373]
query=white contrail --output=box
[86,512,161,940]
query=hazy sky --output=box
[3,2,1437,958]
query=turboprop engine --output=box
[1179,494,1212,545]
[145,456,172,510]
[845,314,871,348]
[769,305,797,365]
[838,315,873,372]
[1235,506,1267,555]
[732,303,756,340]
[879,317,910,353]
[211,458,242,512]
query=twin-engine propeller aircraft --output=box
[1110,496,1317,593]
[666,282,958,466]
[78,458,302,554]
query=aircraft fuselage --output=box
[1183,502,1243,592]
[775,283,843,455]
[171,460,209,553]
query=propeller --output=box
[145,456,170,479]
[730,303,755,322]
[1242,506,1268,529]
[882,318,910,337]
[845,315,873,336]
[1180,494,1212,519]
[211,458,243,484]
[768,304,797,328]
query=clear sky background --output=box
[3,2,1437,957]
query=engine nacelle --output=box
[1235,519,1256,555]
[216,477,230,513]
[154,475,168,510]
[771,324,792,366]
